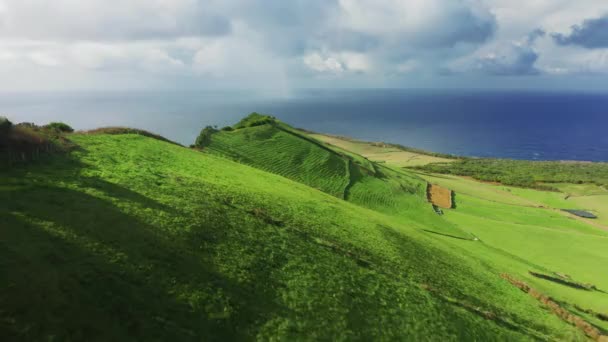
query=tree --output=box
[44,122,74,133]
[195,126,218,148]
[0,117,12,142]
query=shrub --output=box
[0,117,12,144]
[44,122,74,133]
[221,126,234,132]
[195,126,218,148]
[15,122,39,130]
[0,116,12,134]
[233,113,277,129]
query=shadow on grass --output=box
[377,225,554,340]
[529,272,604,293]
[0,155,288,340]
[421,229,473,241]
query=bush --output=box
[220,126,234,132]
[44,122,74,133]
[0,116,12,132]
[15,122,38,129]
[233,113,277,129]
[195,126,218,148]
[0,117,12,143]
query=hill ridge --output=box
[2,117,607,340]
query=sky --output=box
[1,0,608,92]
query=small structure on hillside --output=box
[427,183,454,209]
[562,209,597,219]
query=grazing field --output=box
[310,134,454,167]
[2,132,592,341]
[207,124,350,198]
[548,183,608,226]
[310,133,608,333]
[208,116,470,239]
[416,158,608,189]
[2,115,608,340]
[409,171,608,316]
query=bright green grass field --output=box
[414,172,608,322]
[0,133,590,340]
[208,124,350,198]
[209,122,470,239]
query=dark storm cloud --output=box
[419,6,496,48]
[476,47,540,76]
[234,0,497,65]
[552,15,608,48]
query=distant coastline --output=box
[1,89,607,162]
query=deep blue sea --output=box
[1,89,607,161]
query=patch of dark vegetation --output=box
[432,205,444,216]
[502,274,608,341]
[44,122,74,133]
[194,126,218,149]
[415,158,608,190]
[343,159,363,200]
[571,305,608,323]
[529,271,601,292]
[372,163,387,179]
[0,118,76,168]
[233,113,277,129]
[84,127,182,146]
[562,209,597,219]
[0,116,12,135]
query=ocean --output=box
[1,89,607,161]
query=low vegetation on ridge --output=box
[415,158,608,190]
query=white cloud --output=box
[0,0,607,90]
[303,51,371,74]
[336,0,495,47]
[0,0,231,41]
[303,53,344,74]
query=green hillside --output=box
[206,114,469,239]
[207,123,350,198]
[1,131,594,341]
[2,117,608,340]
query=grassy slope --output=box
[310,133,454,167]
[411,171,608,318]
[207,124,350,198]
[209,122,469,239]
[0,133,588,340]
[304,133,608,331]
